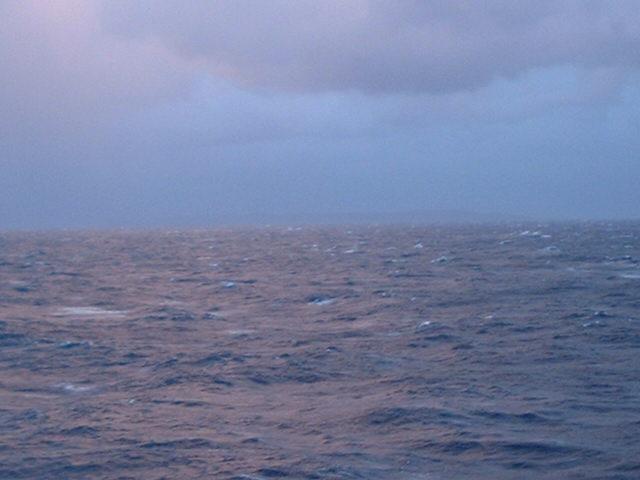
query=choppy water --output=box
[1,223,639,479]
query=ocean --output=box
[0,223,639,479]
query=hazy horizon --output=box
[4,208,640,233]
[2,1,640,229]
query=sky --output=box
[1,0,639,229]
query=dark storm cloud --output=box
[99,0,640,94]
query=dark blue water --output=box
[0,223,639,479]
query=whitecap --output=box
[582,320,604,328]
[227,329,255,336]
[431,256,449,264]
[415,320,437,332]
[58,340,93,348]
[621,273,640,280]
[309,298,334,306]
[54,307,127,317]
[57,383,94,393]
[520,230,543,237]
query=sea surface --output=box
[0,223,639,479]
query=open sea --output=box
[0,223,639,479]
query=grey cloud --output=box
[99,0,640,94]
[2,0,639,229]
[0,0,192,139]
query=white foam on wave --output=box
[309,298,334,306]
[58,340,93,348]
[227,329,255,336]
[57,383,94,393]
[621,273,640,280]
[54,306,127,317]
[540,245,562,255]
[582,320,604,328]
[520,230,543,237]
[415,320,441,333]
[431,255,450,264]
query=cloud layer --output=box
[99,0,640,93]
[0,0,191,138]
[1,1,640,228]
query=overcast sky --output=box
[1,0,639,229]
